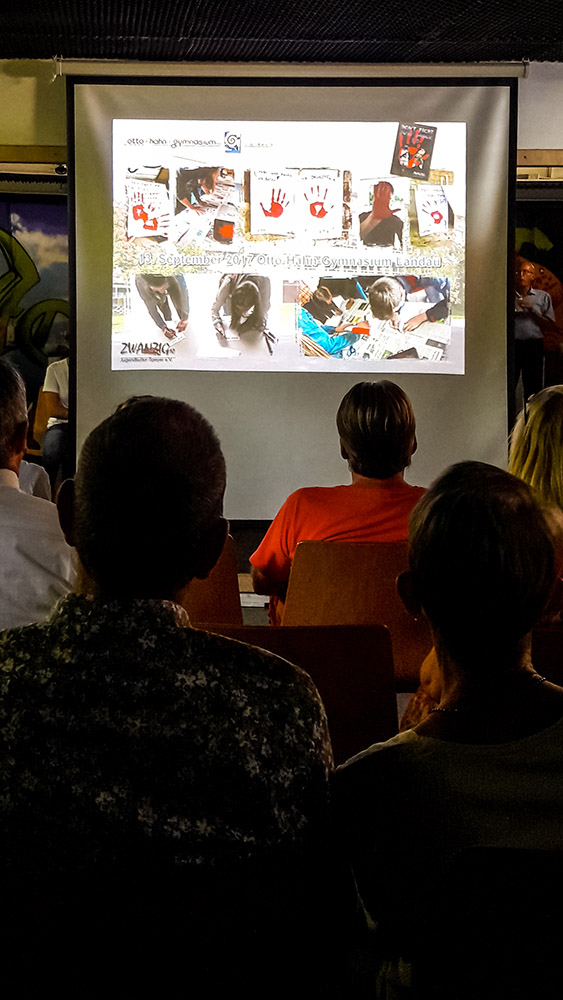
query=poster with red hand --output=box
[391,123,437,181]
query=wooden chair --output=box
[280,540,433,690]
[193,623,398,764]
[185,534,243,626]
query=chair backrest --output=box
[280,540,432,690]
[185,533,243,626]
[193,623,398,764]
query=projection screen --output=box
[70,72,516,517]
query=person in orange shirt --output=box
[250,380,424,624]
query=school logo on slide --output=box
[225,131,241,153]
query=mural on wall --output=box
[0,196,69,403]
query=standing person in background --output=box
[514,256,560,399]
[42,353,71,495]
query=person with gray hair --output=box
[0,395,346,992]
[0,358,75,629]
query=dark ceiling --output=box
[2,1,563,64]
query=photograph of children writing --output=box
[363,275,450,361]
[211,274,276,356]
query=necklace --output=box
[429,673,548,714]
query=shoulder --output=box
[1,486,59,523]
[186,626,323,703]
[334,730,423,797]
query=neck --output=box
[350,469,405,486]
[416,632,563,743]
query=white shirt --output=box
[0,468,76,630]
[43,357,69,429]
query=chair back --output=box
[280,540,432,689]
[194,623,398,764]
[185,533,243,626]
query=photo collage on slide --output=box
[111,119,465,372]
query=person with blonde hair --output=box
[508,384,563,511]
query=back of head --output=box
[408,461,557,665]
[509,385,563,511]
[336,380,416,479]
[231,280,259,324]
[368,277,404,321]
[0,359,27,467]
[73,397,226,598]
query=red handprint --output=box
[399,128,430,170]
[132,204,148,222]
[260,189,289,218]
[304,186,333,219]
[371,182,400,219]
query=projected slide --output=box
[112,119,465,372]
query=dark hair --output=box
[73,397,226,597]
[0,359,27,466]
[336,380,416,479]
[231,280,262,328]
[144,275,169,288]
[408,461,557,664]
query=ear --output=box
[13,420,28,460]
[191,517,229,581]
[56,478,76,546]
[339,438,349,462]
[410,434,418,459]
[396,570,421,618]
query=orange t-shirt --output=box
[250,478,425,624]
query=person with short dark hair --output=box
[0,358,75,629]
[250,380,423,623]
[334,461,563,995]
[0,395,333,898]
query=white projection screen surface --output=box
[71,74,515,517]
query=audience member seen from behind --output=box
[0,359,75,630]
[251,380,424,624]
[509,384,563,513]
[334,462,563,996]
[414,384,563,718]
[0,395,352,991]
[41,352,71,493]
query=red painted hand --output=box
[260,189,289,218]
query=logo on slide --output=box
[224,131,241,153]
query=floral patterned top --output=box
[0,594,333,877]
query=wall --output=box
[0,60,66,147]
[1,57,563,153]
